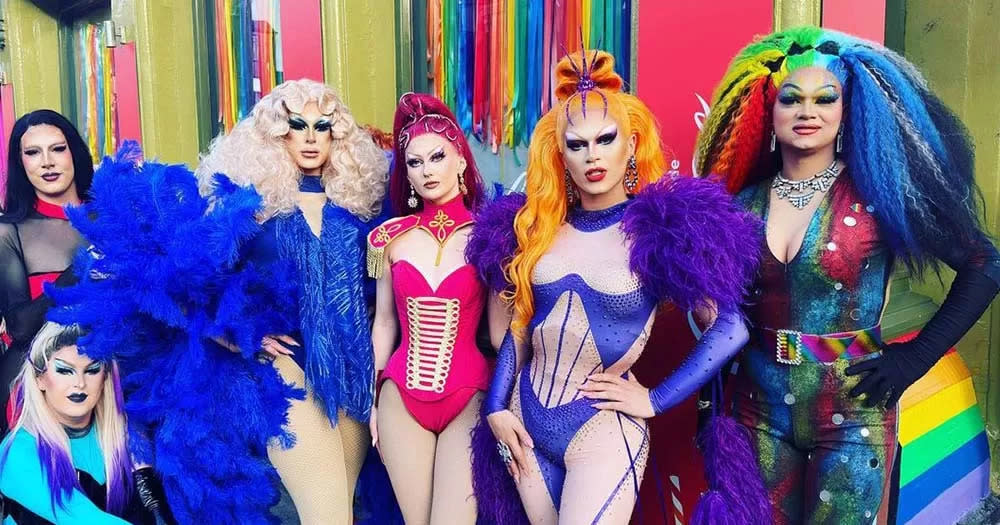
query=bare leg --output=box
[267,355,351,525]
[378,380,437,524]
[429,392,483,525]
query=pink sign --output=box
[637,1,773,177]
[112,43,143,148]
[823,0,887,44]
[279,0,324,82]
[1,84,14,205]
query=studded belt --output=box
[759,325,882,365]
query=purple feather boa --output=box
[470,412,530,525]
[622,176,762,314]
[693,415,772,525]
[465,193,525,293]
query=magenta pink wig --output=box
[390,93,485,215]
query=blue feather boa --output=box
[48,143,302,524]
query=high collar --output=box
[298,175,325,193]
[63,419,95,439]
[35,199,69,220]
[567,199,630,232]
[417,195,473,243]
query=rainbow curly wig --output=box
[695,26,984,274]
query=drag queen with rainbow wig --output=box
[695,27,1000,524]
[467,49,765,524]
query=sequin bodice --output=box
[526,203,658,409]
[740,176,891,334]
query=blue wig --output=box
[696,26,986,274]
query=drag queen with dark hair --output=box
[367,92,493,524]
[695,26,1000,524]
[197,78,388,524]
[466,49,764,524]
[1,110,92,435]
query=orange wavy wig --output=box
[504,50,666,338]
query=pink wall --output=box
[279,0,324,82]
[823,0,887,43]
[0,84,14,205]
[113,43,143,148]
[637,0,773,176]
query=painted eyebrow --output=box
[406,146,446,160]
[780,83,838,93]
[289,113,335,122]
[597,125,618,135]
[52,359,76,369]
[23,141,67,150]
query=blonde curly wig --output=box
[196,79,388,220]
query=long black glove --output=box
[133,467,177,525]
[847,267,999,408]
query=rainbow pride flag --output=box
[897,348,991,524]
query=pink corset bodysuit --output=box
[369,197,490,433]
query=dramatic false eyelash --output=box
[287,117,308,130]
[313,119,333,132]
[597,131,618,144]
[429,149,447,162]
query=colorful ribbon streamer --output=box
[72,21,118,160]
[422,0,633,151]
[210,0,283,134]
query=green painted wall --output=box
[132,0,200,165]
[901,0,1000,492]
[5,0,63,114]
[322,0,399,130]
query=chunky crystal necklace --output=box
[772,160,842,209]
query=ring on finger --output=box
[497,442,513,466]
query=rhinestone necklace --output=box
[772,160,842,209]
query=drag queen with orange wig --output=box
[466,50,766,524]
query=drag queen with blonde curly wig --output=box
[466,50,765,524]
[198,79,388,523]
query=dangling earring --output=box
[458,171,468,194]
[836,128,843,153]
[407,185,419,209]
[770,131,777,152]
[624,155,639,193]
[564,168,576,204]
